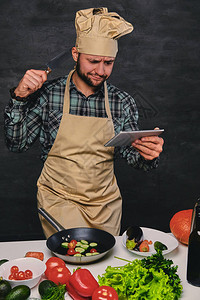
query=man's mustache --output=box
[89,73,107,80]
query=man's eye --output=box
[105,61,114,65]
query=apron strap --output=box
[63,70,112,119]
[63,69,75,114]
[104,81,112,119]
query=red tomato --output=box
[90,248,97,253]
[8,271,18,280]
[10,266,19,274]
[25,269,33,279]
[92,286,118,300]
[13,272,19,280]
[16,271,26,280]
[8,274,15,280]
[67,248,76,256]
[68,240,77,248]
[45,257,66,277]
[47,266,71,285]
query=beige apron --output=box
[37,70,122,238]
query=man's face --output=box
[76,53,115,88]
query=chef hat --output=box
[75,7,133,57]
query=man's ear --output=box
[72,47,79,62]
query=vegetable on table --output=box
[126,226,143,250]
[45,257,71,285]
[68,268,99,297]
[0,278,12,299]
[126,226,143,241]
[154,241,168,251]
[47,266,71,285]
[38,279,66,300]
[92,285,118,300]
[139,240,150,252]
[0,259,9,266]
[24,269,33,279]
[25,251,44,261]
[5,285,31,300]
[98,251,183,299]
[8,266,33,280]
[66,281,91,300]
[170,209,193,245]
[139,239,152,252]
[126,239,137,250]
[38,280,57,297]
[45,257,66,278]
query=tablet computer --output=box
[104,129,164,147]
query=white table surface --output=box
[0,236,199,299]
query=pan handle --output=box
[38,207,65,232]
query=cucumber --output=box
[0,279,12,299]
[91,252,100,255]
[0,259,9,266]
[38,280,57,298]
[61,242,69,248]
[86,252,100,256]
[80,244,89,249]
[80,240,88,245]
[5,285,30,300]
[89,242,97,247]
[75,247,85,253]
[76,241,82,247]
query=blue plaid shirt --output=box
[4,75,158,171]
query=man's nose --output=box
[95,62,104,76]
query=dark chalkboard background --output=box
[0,0,200,241]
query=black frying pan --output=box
[38,208,116,264]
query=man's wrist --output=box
[10,87,28,102]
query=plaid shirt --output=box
[4,75,158,171]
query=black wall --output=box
[0,0,200,241]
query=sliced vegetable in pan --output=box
[61,239,100,257]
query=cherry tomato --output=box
[25,269,33,279]
[45,257,66,277]
[16,271,26,280]
[68,240,77,248]
[90,248,97,253]
[10,266,19,274]
[9,271,18,280]
[92,286,118,300]
[67,248,76,256]
[8,274,15,280]
[47,266,71,285]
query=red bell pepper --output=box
[66,281,91,300]
[69,268,99,297]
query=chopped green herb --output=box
[40,283,66,300]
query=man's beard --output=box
[76,59,107,89]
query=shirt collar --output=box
[70,77,105,97]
